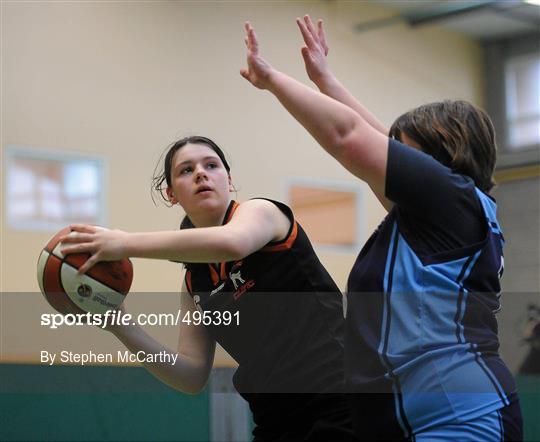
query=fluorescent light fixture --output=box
[524,0,540,6]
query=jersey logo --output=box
[233,279,255,300]
[230,271,246,290]
[229,261,255,300]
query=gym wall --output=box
[1,0,483,365]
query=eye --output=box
[180,166,193,175]
[207,162,218,169]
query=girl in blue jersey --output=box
[241,16,523,441]
[61,135,355,440]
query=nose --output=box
[194,164,207,182]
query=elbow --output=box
[181,382,206,395]
[166,354,211,395]
[340,119,372,161]
[329,115,364,159]
[171,375,209,395]
[183,370,212,395]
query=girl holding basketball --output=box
[61,135,356,440]
[239,16,522,441]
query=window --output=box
[287,178,363,253]
[5,146,106,231]
[485,33,540,168]
[505,54,540,150]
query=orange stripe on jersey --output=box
[208,264,220,285]
[220,262,227,280]
[185,270,193,294]
[261,221,298,252]
[224,201,240,224]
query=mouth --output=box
[195,185,213,194]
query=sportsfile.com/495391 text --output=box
[40,310,240,329]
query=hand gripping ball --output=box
[37,227,133,315]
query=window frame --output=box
[484,32,540,169]
[3,145,108,232]
[284,177,365,254]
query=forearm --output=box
[111,324,209,394]
[267,70,362,159]
[266,70,391,207]
[242,19,390,209]
[125,227,241,263]
[315,73,388,135]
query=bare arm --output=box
[240,22,391,209]
[61,199,290,273]
[297,15,388,136]
[109,287,215,394]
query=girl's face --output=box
[166,143,233,219]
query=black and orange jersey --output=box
[184,199,345,397]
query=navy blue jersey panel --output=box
[346,212,394,388]
[386,139,485,256]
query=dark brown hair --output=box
[389,100,497,192]
[151,136,233,233]
[151,135,231,206]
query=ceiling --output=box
[361,0,540,41]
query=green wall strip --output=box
[0,364,210,441]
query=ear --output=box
[166,187,178,205]
[228,175,234,192]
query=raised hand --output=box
[297,15,330,84]
[240,22,276,90]
[60,224,129,273]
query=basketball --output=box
[37,226,133,315]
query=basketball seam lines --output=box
[43,248,126,296]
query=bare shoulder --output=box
[233,199,291,242]
[234,198,282,217]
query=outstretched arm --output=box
[60,199,290,273]
[241,22,391,209]
[297,15,388,136]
